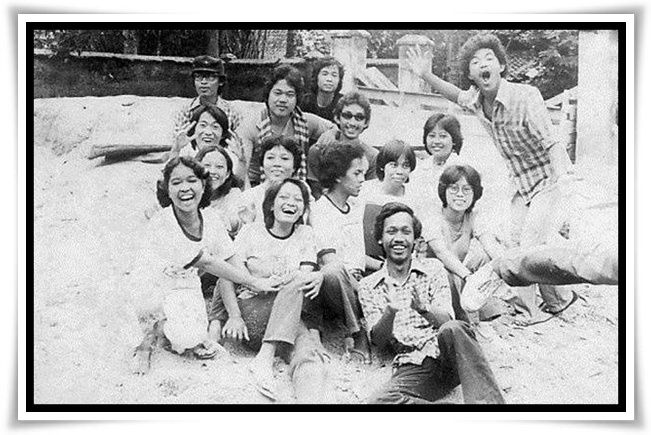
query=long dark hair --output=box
[195,145,243,200]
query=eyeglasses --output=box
[340,112,366,122]
[447,185,474,195]
[193,73,220,82]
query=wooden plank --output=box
[88,143,171,160]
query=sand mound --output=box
[32,96,619,404]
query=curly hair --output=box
[333,91,372,125]
[258,136,303,174]
[195,145,243,200]
[187,103,231,150]
[263,64,305,108]
[310,57,344,95]
[374,202,422,246]
[316,142,367,190]
[156,156,213,209]
[437,164,483,213]
[261,178,311,230]
[459,32,508,88]
[375,139,417,181]
[422,113,463,156]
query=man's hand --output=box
[237,203,256,225]
[225,129,246,162]
[173,120,197,153]
[406,45,431,77]
[409,287,428,314]
[386,285,409,313]
[222,316,249,342]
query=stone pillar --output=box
[329,30,370,92]
[396,34,434,93]
[576,29,618,166]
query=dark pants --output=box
[302,262,365,335]
[368,320,505,404]
[494,243,618,287]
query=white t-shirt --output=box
[234,222,318,283]
[358,179,421,211]
[132,206,235,315]
[311,195,366,272]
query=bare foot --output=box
[248,359,278,401]
[343,332,372,365]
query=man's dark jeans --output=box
[368,320,505,404]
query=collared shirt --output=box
[358,259,452,366]
[457,80,558,204]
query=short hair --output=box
[459,32,509,88]
[374,202,423,246]
[258,136,303,174]
[187,103,231,150]
[333,91,372,125]
[263,65,305,108]
[261,178,311,230]
[195,145,244,200]
[317,142,367,190]
[422,113,463,155]
[437,164,484,213]
[156,156,213,209]
[375,139,417,181]
[311,57,344,95]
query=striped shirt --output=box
[457,80,558,204]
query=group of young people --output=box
[129,32,619,404]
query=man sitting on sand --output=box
[359,202,505,404]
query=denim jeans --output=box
[368,320,505,404]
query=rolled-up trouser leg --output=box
[494,243,618,287]
[318,262,364,334]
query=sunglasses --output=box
[340,112,366,122]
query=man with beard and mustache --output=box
[359,202,504,404]
[407,32,579,324]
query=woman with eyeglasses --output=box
[423,165,507,322]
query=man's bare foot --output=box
[131,348,152,375]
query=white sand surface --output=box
[32,96,619,404]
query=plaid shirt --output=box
[457,80,558,204]
[358,259,452,366]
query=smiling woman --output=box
[129,156,279,375]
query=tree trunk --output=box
[122,30,138,55]
[207,30,220,57]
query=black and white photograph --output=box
[23,17,629,415]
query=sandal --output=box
[524,291,581,327]
[343,336,372,365]
[192,339,223,360]
[248,364,278,402]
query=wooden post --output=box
[396,34,434,93]
[329,30,370,92]
[575,30,618,166]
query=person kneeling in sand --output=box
[207,178,329,403]
[129,156,278,375]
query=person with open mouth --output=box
[237,136,314,226]
[407,32,582,325]
[208,178,329,403]
[238,64,335,187]
[358,202,505,404]
[129,156,279,376]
